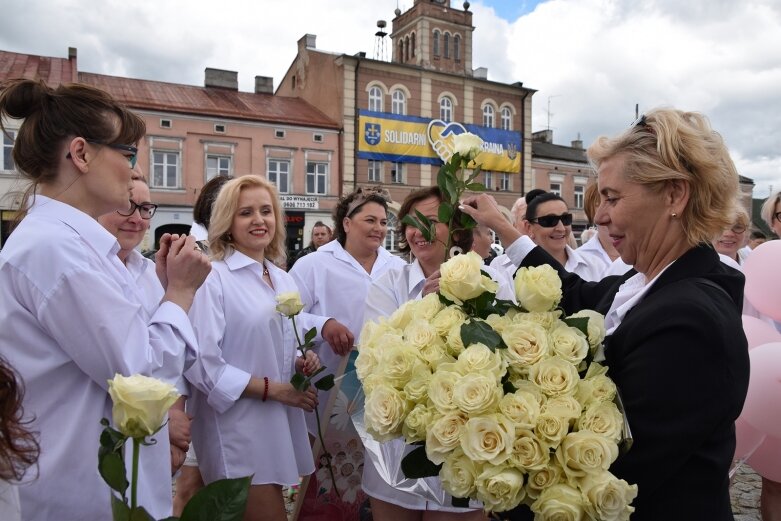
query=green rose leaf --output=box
[304,327,317,344]
[564,316,590,337]
[465,182,486,192]
[100,422,127,453]
[111,495,130,521]
[438,202,454,224]
[179,476,251,521]
[99,447,128,496]
[314,373,335,391]
[290,372,307,391]
[401,445,442,479]
[460,320,504,351]
[129,506,155,521]
[467,164,483,182]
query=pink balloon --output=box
[742,315,781,350]
[741,342,781,438]
[748,434,781,482]
[743,241,781,322]
[734,417,767,462]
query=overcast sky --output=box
[2,0,779,198]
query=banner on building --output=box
[357,110,522,174]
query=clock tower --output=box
[390,0,475,76]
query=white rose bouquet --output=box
[100,374,250,521]
[356,259,637,517]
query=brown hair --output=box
[397,186,473,255]
[583,181,600,223]
[0,356,39,481]
[332,186,390,246]
[208,175,287,264]
[0,79,145,220]
[193,175,234,230]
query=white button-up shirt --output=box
[0,196,197,521]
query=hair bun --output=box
[0,79,50,120]
[524,189,547,204]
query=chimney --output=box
[67,47,78,80]
[255,76,273,94]
[473,67,488,79]
[298,34,317,52]
[532,129,553,143]
[571,139,583,149]
[204,68,238,90]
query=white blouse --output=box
[289,241,406,435]
[490,245,603,285]
[0,196,197,521]
[185,250,326,485]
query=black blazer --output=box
[517,244,750,521]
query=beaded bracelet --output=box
[262,376,269,402]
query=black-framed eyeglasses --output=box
[117,200,157,219]
[774,212,781,223]
[66,139,138,168]
[528,213,573,228]
[730,224,747,234]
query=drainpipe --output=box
[353,54,363,192]
[520,89,530,195]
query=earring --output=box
[671,212,678,218]
[225,232,233,242]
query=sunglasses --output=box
[66,139,138,168]
[117,200,158,219]
[774,212,781,223]
[528,213,573,228]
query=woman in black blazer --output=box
[461,108,750,521]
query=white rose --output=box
[501,322,551,371]
[455,343,507,381]
[576,364,617,407]
[446,322,466,357]
[387,300,418,330]
[499,391,541,430]
[452,131,484,162]
[543,395,583,423]
[402,403,433,443]
[453,371,501,415]
[416,292,446,321]
[432,305,468,337]
[485,313,512,334]
[514,310,562,330]
[428,369,462,412]
[581,470,638,521]
[364,383,410,442]
[439,251,498,305]
[354,345,380,381]
[441,447,482,499]
[555,430,619,480]
[508,428,550,472]
[530,483,588,521]
[525,461,565,500]
[529,356,580,398]
[275,291,304,317]
[108,374,180,439]
[569,309,606,349]
[426,411,468,464]
[475,465,526,513]
[535,411,570,448]
[514,264,563,312]
[460,414,515,465]
[377,342,427,389]
[576,401,623,443]
[403,366,432,404]
[550,323,589,367]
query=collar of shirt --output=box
[564,245,590,273]
[30,195,120,257]
[225,249,265,274]
[604,262,673,335]
[319,240,395,275]
[407,259,427,300]
[579,233,612,265]
[123,249,150,278]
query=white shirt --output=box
[289,241,406,435]
[0,196,197,521]
[361,259,513,511]
[577,233,614,277]
[185,251,324,485]
[0,480,21,521]
[489,244,602,285]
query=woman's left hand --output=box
[322,319,355,356]
[422,270,441,296]
[297,350,321,376]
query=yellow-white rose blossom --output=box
[452,371,502,415]
[474,465,526,513]
[555,430,619,480]
[364,383,410,442]
[514,264,562,312]
[452,132,484,162]
[460,414,515,465]
[275,291,304,317]
[581,470,638,521]
[441,448,482,499]
[531,483,588,521]
[569,309,606,349]
[108,374,180,439]
[426,412,468,464]
[439,251,498,305]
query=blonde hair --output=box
[760,190,780,229]
[732,206,749,229]
[587,108,739,247]
[208,175,287,263]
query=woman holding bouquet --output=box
[362,186,514,521]
[0,79,211,520]
[461,108,750,521]
[184,175,350,521]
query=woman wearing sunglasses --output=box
[523,190,602,281]
[0,79,210,520]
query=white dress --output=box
[185,250,326,485]
[289,241,406,435]
[361,259,514,511]
[0,196,197,521]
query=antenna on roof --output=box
[374,20,388,61]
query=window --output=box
[152,151,180,189]
[574,185,585,209]
[550,182,561,196]
[499,173,511,191]
[206,155,231,180]
[2,131,15,171]
[214,124,226,133]
[483,104,495,128]
[440,97,453,122]
[391,90,406,115]
[390,162,404,184]
[160,119,172,129]
[444,33,450,58]
[433,30,440,56]
[501,107,512,130]
[405,36,410,62]
[385,212,399,252]
[484,172,493,190]
[306,161,328,194]
[368,86,383,112]
[368,160,383,183]
[275,129,286,139]
[454,35,461,61]
[313,133,324,143]
[411,33,416,57]
[398,40,404,62]
[268,159,290,193]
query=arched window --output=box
[433,30,440,56]
[454,35,461,61]
[440,96,453,122]
[483,104,495,128]
[405,36,410,62]
[368,86,383,112]
[398,40,404,62]
[392,90,406,115]
[444,33,450,58]
[501,107,512,130]
[385,212,399,252]
[411,33,416,57]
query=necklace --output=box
[263,265,270,277]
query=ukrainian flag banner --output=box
[357,110,522,174]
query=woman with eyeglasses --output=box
[523,190,603,281]
[711,207,750,266]
[461,108,749,521]
[0,79,210,520]
[761,189,781,239]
